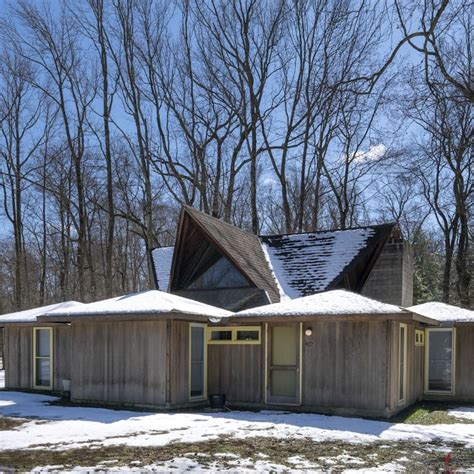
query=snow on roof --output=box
[46,290,232,319]
[408,302,474,323]
[236,290,404,317]
[151,247,174,292]
[260,228,376,298]
[0,301,83,323]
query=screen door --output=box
[267,324,301,405]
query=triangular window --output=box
[188,254,249,289]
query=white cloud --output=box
[350,144,387,164]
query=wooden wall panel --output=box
[302,320,389,412]
[71,320,167,406]
[169,320,190,405]
[455,326,474,401]
[208,343,263,403]
[4,326,32,389]
[53,325,71,391]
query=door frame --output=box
[265,322,303,406]
[424,327,456,395]
[32,327,54,390]
[189,322,208,402]
[398,323,408,405]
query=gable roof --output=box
[44,290,231,319]
[408,302,474,324]
[151,246,174,292]
[260,224,394,299]
[235,289,405,318]
[0,301,83,324]
[151,206,396,304]
[169,206,280,303]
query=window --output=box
[207,326,261,345]
[188,255,249,289]
[425,328,455,394]
[415,330,425,346]
[399,323,407,404]
[33,328,53,390]
[189,323,207,400]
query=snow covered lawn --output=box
[0,387,473,471]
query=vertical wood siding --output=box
[4,326,33,389]
[207,343,263,403]
[302,320,389,413]
[455,326,474,401]
[71,320,167,406]
[169,320,190,405]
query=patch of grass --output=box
[0,437,472,471]
[391,402,474,425]
[0,417,27,431]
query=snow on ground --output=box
[0,391,473,452]
[237,289,404,317]
[449,407,474,421]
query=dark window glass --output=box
[236,330,259,341]
[191,326,205,398]
[211,330,232,341]
[188,256,248,289]
[428,330,453,392]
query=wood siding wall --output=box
[4,325,70,391]
[302,320,389,414]
[455,326,474,401]
[71,320,167,406]
[169,320,190,405]
[388,322,424,411]
[4,326,33,389]
[208,343,264,403]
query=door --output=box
[266,324,301,405]
[189,323,207,401]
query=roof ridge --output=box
[259,222,396,239]
[183,205,257,237]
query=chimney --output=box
[361,232,413,307]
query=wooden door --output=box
[267,324,301,405]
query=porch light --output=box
[305,328,313,336]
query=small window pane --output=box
[211,330,232,341]
[236,330,259,341]
[428,331,453,392]
[35,359,51,387]
[36,329,51,357]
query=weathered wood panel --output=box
[455,326,474,401]
[4,326,33,389]
[169,320,190,405]
[208,343,263,403]
[302,320,389,413]
[388,322,424,411]
[53,325,71,391]
[71,320,167,406]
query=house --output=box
[151,206,414,311]
[407,302,474,402]
[0,207,472,418]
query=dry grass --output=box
[0,417,27,431]
[0,437,472,472]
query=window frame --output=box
[398,323,408,405]
[189,323,208,402]
[33,327,53,390]
[415,330,425,346]
[207,326,261,345]
[424,327,456,395]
